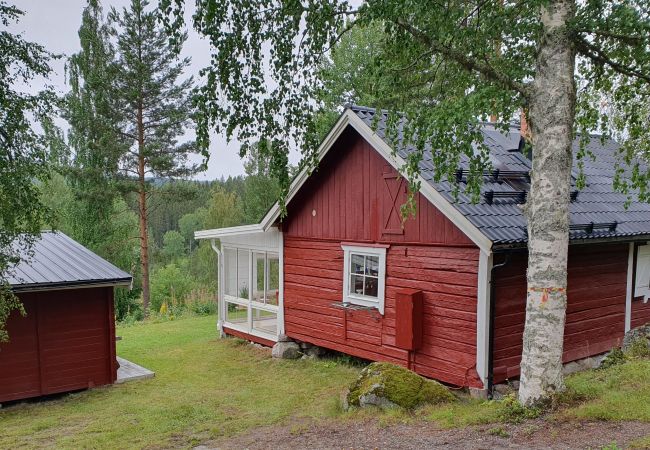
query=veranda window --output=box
[222,246,280,338]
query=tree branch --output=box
[574,35,650,83]
[394,18,530,98]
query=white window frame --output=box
[634,243,650,302]
[342,245,387,314]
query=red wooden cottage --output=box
[0,231,132,403]
[196,105,650,395]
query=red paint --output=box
[283,128,474,246]
[492,244,628,383]
[280,127,481,387]
[223,326,276,347]
[395,290,423,351]
[0,287,117,403]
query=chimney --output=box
[520,109,531,141]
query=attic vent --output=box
[483,190,527,205]
[455,169,531,184]
[569,222,617,234]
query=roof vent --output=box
[455,169,531,184]
[484,190,527,205]
[570,222,617,234]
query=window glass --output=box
[348,252,379,299]
[253,252,266,303]
[224,248,238,297]
[366,255,379,276]
[237,249,249,300]
[351,254,365,274]
[266,253,280,306]
[252,307,277,335]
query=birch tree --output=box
[162,0,650,405]
[0,2,55,341]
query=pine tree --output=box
[108,0,207,314]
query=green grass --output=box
[2,315,649,448]
[0,315,358,449]
[558,358,650,421]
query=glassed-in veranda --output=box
[195,225,283,343]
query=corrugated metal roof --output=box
[5,231,132,292]
[350,105,650,246]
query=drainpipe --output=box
[487,252,511,398]
[210,239,225,338]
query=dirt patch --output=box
[200,418,650,449]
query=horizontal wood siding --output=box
[284,237,481,387]
[0,287,116,403]
[280,128,481,387]
[0,296,41,402]
[631,298,650,329]
[492,244,628,382]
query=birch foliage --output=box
[162,0,650,405]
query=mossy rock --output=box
[345,362,456,410]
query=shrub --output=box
[185,287,217,315]
[114,287,142,321]
[600,347,627,369]
[625,337,650,359]
[150,263,197,312]
[497,394,541,424]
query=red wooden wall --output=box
[492,244,629,383]
[632,299,650,329]
[282,128,482,387]
[0,287,117,403]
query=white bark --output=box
[518,0,576,406]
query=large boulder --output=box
[271,341,301,359]
[344,362,455,410]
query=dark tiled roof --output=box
[5,231,132,292]
[350,105,650,246]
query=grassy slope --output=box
[0,315,358,449]
[1,315,649,448]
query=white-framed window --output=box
[635,244,650,300]
[342,245,387,314]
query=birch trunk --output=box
[519,0,576,406]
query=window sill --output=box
[331,301,378,312]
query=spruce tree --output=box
[108,0,207,314]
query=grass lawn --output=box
[0,315,358,449]
[1,314,649,448]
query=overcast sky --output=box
[12,0,302,180]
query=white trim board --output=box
[476,250,493,387]
[625,242,634,332]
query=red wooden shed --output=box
[195,106,650,396]
[0,232,132,403]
